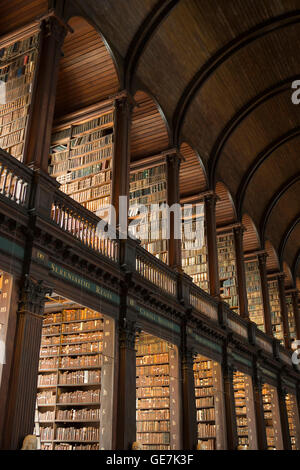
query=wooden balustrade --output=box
[0,149,31,207]
[189,285,218,321]
[136,246,177,296]
[51,189,119,262]
[256,330,274,354]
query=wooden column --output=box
[204,194,220,297]
[24,15,68,172]
[277,274,291,349]
[277,379,292,450]
[257,253,273,336]
[2,277,51,450]
[222,351,238,449]
[252,364,268,450]
[233,226,249,319]
[181,328,197,449]
[165,149,182,269]
[115,319,137,449]
[111,91,134,233]
[291,291,300,340]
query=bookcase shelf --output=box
[182,203,209,293]
[268,279,284,345]
[135,332,179,450]
[285,393,300,450]
[245,259,265,332]
[193,354,226,450]
[49,109,114,217]
[217,232,239,313]
[0,33,39,162]
[35,305,114,451]
[233,370,256,450]
[262,384,277,450]
[129,162,168,263]
[286,294,296,341]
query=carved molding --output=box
[18,275,52,316]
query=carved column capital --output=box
[112,90,136,114]
[257,251,268,267]
[19,276,52,316]
[119,318,138,349]
[41,15,68,47]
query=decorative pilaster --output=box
[181,322,197,449]
[111,91,135,233]
[291,291,300,341]
[257,253,273,336]
[2,277,51,449]
[277,274,291,350]
[165,149,182,269]
[233,225,249,319]
[115,317,138,450]
[222,348,238,450]
[204,193,220,297]
[277,378,292,450]
[24,14,68,172]
[252,363,268,450]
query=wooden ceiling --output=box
[2,0,300,283]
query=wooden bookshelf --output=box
[268,279,284,345]
[129,162,168,263]
[0,33,39,162]
[285,393,300,450]
[233,370,256,450]
[182,203,209,293]
[49,108,114,218]
[193,354,226,450]
[35,306,114,450]
[135,332,179,450]
[262,383,284,450]
[217,232,239,313]
[286,294,296,341]
[245,259,265,332]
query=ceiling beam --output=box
[208,77,299,187]
[279,215,300,265]
[236,127,300,217]
[124,0,179,90]
[260,173,300,244]
[173,11,300,146]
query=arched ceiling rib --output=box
[3,0,300,283]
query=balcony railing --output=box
[51,189,119,262]
[0,152,296,369]
[136,245,177,297]
[190,284,218,322]
[0,149,31,208]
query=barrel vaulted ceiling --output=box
[2,0,300,282]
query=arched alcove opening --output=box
[215,181,237,228]
[54,16,120,118]
[131,90,170,161]
[265,240,280,273]
[179,142,208,199]
[283,261,294,288]
[242,214,261,254]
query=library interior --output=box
[1,0,300,451]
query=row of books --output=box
[50,147,112,175]
[60,354,102,369]
[58,390,100,404]
[56,408,100,421]
[70,183,111,204]
[136,353,169,366]
[262,385,276,450]
[60,171,111,195]
[56,427,99,441]
[245,260,264,330]
[53,443,100,450]
[136,334,172,450]
[0,35,38,61]
[233,371,249,449]
[42,332,103,346]
[43,309,102,324]
[268,280,284,344]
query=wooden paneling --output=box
[55,17,119,117]
[179,143,207,197]
[131,91,169,160]
[0,0,48,35]
[215,182,236,227]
